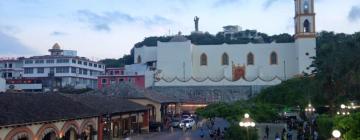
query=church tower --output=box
[294,0,316,74]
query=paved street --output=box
[257,123,297,140]
[127,118,229,140]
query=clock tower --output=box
[294,0,316,74]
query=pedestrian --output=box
[263,135,267,140]
[275,133,281,140]
[287,131,292,140]
[217,127,221,137]
[265,125,270,138]
[313,130,318,140]
[282,128,287,140]
[200,128,204,138]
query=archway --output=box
[5,127,34,140]
[64,128,77,140]
[80,120,96,140]
[42,132,56,140]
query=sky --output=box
[0,0,360,59]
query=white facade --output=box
[134,0,316,87]
[0,78,5,92]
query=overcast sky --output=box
[0,0,360,59]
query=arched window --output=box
[304,0,309,13]
[270,52,278,65]
[221,53,229,65]
[200,53,207,66]
[247,52,254,65]
[303,20,310,33]
[137,55,142,63]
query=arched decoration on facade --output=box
[61,121,80,137]
[303,20,310,33]
[270,52,278,65]
[35,124,60,140]
[221,53,229,65]
[137,55,142,64]
[146,104,156,122]
[5,127,34,140]
[79,119,97,140]
[200,53,207,66]
[247,52,254,65]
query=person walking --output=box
[200,128,204,138]
[265,125,270,139]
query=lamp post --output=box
[239,113,256,140]
[305,104,315,139]
[103,113,112,140]
[336,103,354,116]
[332,129,341,140]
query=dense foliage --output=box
[224,126,258,140]
[134,31,294,48]
[317,112,360,140]
[99,54,134,68]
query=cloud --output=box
[213,0,243,7]
[50,31,67,36]
[348,6,360,22]
[76,10,172,32]
[263,0,279,10]
[0,31,36,55]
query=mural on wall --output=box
[232,64,246,81]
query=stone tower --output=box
[294,0,316,74]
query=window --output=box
[221,53,229,65]
[7,73,12,78]
[4,63,7,68]
[83,69,88,75]
[24,68,34,74]
[137,55,142,63]
[57,59,69,63]
[94,64,97,67]
[98,65,101,68]
[56,67,69,73]
[25,60,33,64]
[247,52,254,65]
[72,59,76,63]
[90,70,93,76]
[37,68,44,73]
[270,52,278,65]
[71,67,77,73]
[78,61,82,64]
[119,78,124,82]
[89,63,93,66]
[84,62,88,66]
[102,79,107,84]
[35,60,44,64]
[200,53,207,66]
[304,0,309,13]
[79,68,82,74]
[50,67,55,73]
[46,59,54,63]
[8,63,12,68]
[303,20,310,32]
[121,71,124,75]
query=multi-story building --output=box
[97,64,150,89]
[1,43,105,91]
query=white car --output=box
[179,119,196,129]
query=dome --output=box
[52,43,61,50]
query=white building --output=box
[134,0,316,87]
[0,77,5,92]
[1,43,105,91]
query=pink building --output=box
[97,67,145,89]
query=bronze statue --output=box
[194,16,199,32]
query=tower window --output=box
[247,52,254,65]
[221,53,229,65]
[200,53,207,66]
[303,20,310,33]
[137,55,142,63]
[304,0,309,13]
[270,52,278,65]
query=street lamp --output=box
[239,113,255,140]
[305,104,315,138]
[332,130,341,140]
[337,104,351,116]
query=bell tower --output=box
[294,0,316,74]
[294,0,315,38]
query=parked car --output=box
[171,118,180,128]
[179,118,196,129]
[181,114,191,120]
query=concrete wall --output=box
[133,46,157,64]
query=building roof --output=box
[63,94,148,114]
[0,93,97,126]
[52,43,61,50]
[86,83,179,103]
[0,92,147,127]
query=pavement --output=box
[257,123,297,140]
[126,118,229,140]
